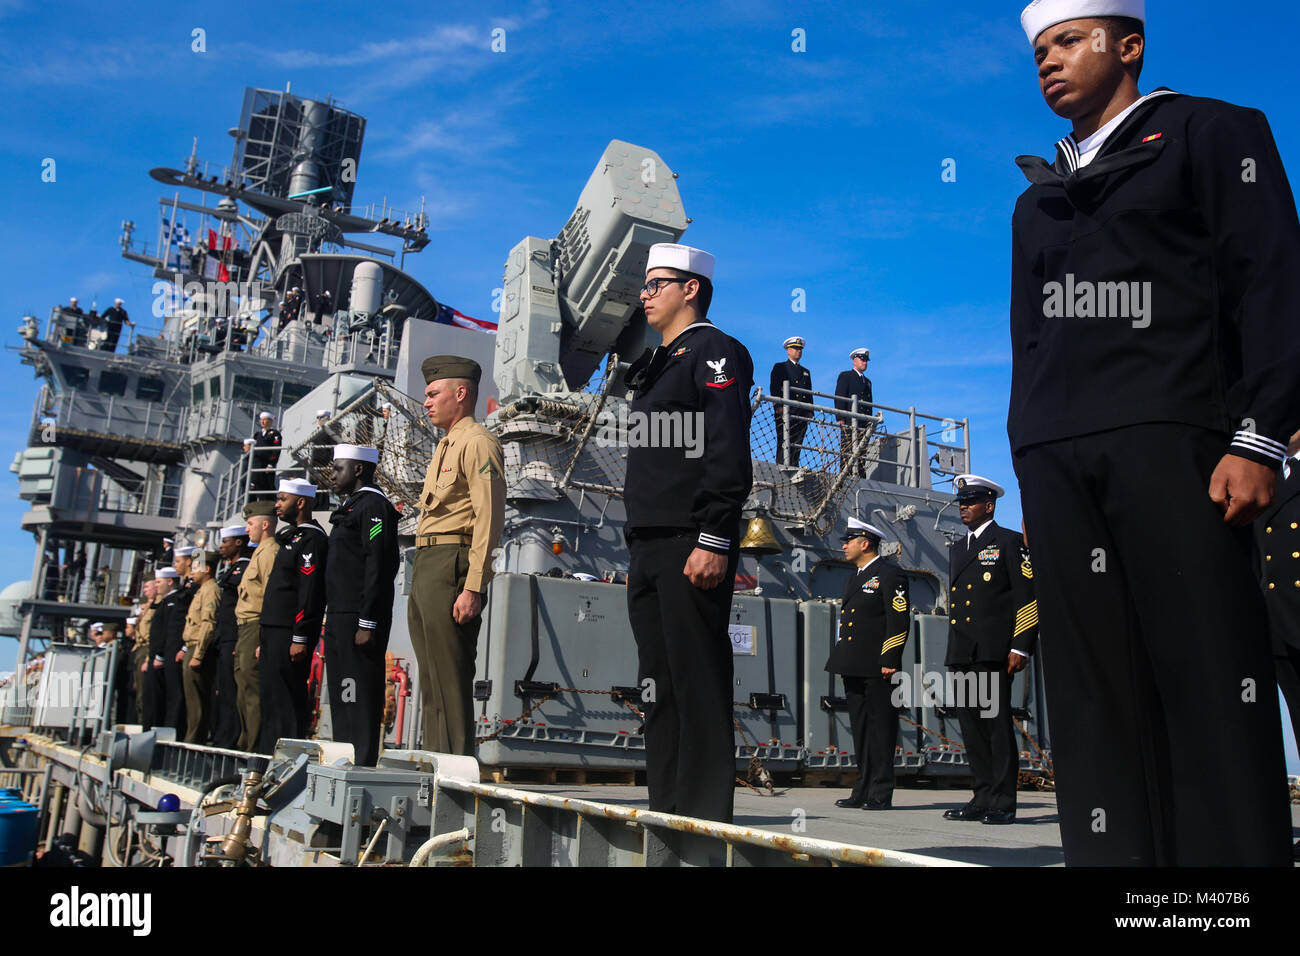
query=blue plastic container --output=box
[0,798,39,867]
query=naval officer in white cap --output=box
[940,475,1036,827]
[1011,0,1299,865]
[257,477,328,751]
[325,444,399,765]
[624,241,754,823]
[770,335,812,468]
[825,517,909,810]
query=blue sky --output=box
[0,0,1296,769]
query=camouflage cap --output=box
[421,355,482,386]
[243,500,276,518]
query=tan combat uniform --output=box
[181,578,219,743]
[134,602,155,724]
[234,537,279,751]
[409,415,505,754]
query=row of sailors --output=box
[126,444,399,764]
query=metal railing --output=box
[34,384,187,448]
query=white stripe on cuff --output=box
[1232,430,1288,463]
[358,619,377,629]
[292,635,309,644]
[698,533,730,550]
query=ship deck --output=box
[513,783,1300,867]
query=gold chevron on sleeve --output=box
[891,595,908,612]
[1021,559,1033,579]
[881,633,907,654]
[1013,601,1038,637]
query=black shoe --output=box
[943,803,985,821]
[835,798,864,809]
[981,808,1016,825]
[862,800,891,811]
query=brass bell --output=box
[739,516,782,555]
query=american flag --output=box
[436,302,497,333]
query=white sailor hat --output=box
[90,622,104,631]
[1021,0,1144,44]
[278,477,317,498]
[258,411,273,420]
[126,617,137,626]
[154,568,179,579]
[380,402,393,411]
[173,545,198,558]
[783,336,805,349]
[645,242,715,280]
[571,572,599,582]
[850,347,870,360]
[333,444,379,464]
[315,409,331,418]
[220,524,249,540]
[162,536,173,545]
[840,516,887,542]
[954,474,1006,502]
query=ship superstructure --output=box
[0,89,1056,868]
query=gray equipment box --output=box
[303,762,435,864]
[31,642,115,743]
[474,573,803,771]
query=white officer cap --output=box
[315,409,331,418]
[850,347,870,360]
[572,572,599,582]
[333,444,379,464]
[90,622,104,631]
[840,516,887,541]
[380,402,393,410]
[1020,0,1144,44]
[278,477,317,498]
[783,336,805,349]
[162,537,173,545]
[954,474,1006,501]
[126,617,137,626]
[220,524,249,540]
[173,545,198,558]
[154,568,179,579]
[259,411,273,420]
[646,242,715,280]
[114,297,123,305]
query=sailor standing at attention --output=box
[1009,0,1299,864]
[834,348,874,477]
[825,517,909,810]
[770,336,812,468]
[941,476,1037,826]
[326,444,399,766]
[181,551,220,744]
[259,478,328,751]
[234,501,278,751]
[624,242,754,823]
[409,356,505,755]
[211,526,252,749]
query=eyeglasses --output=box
[640,276,691,297]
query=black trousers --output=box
[842,675,899,805]
[949,663,1017,812]
[324,611,390,767]
[774,414,809,468]
[627,532,739,823]
[258,624,311,754]
[162,654,186,737]
[1016,423,1293,866]
[211,639,241,749]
